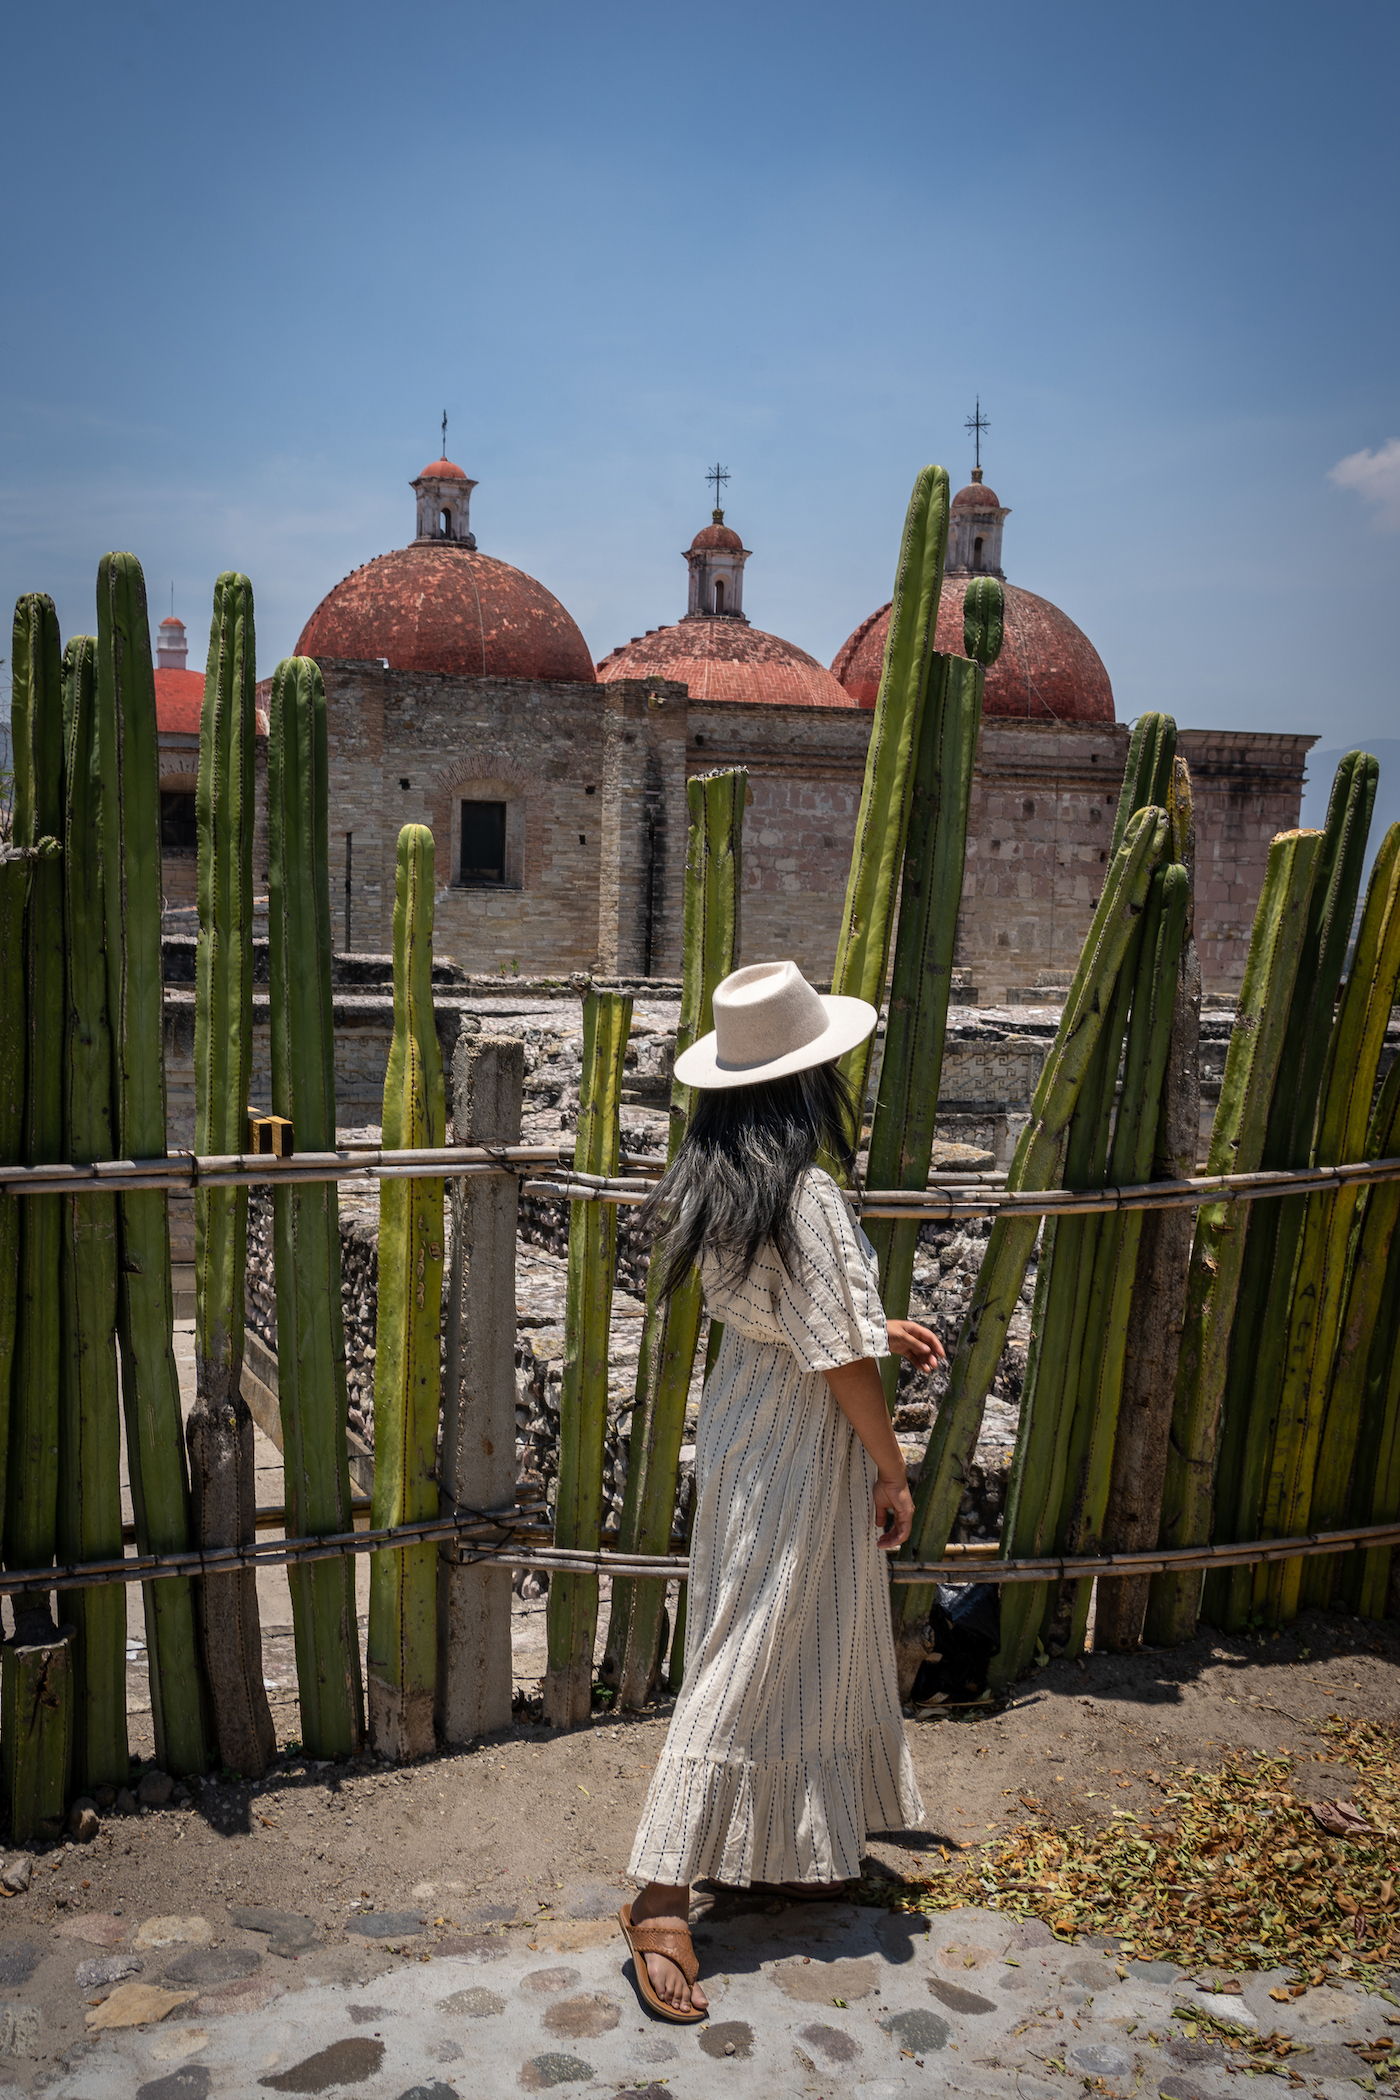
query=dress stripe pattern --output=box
[629,1169,924,1888]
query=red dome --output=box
[952,479,1003,510]
[416,457,469,482]
[831,578,1114,724]
[296,543,596,684]
[599,620,853,708]
[158,615,183,631]
[689,518,745,553]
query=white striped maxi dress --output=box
[629,1167,925,1888]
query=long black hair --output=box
[642,1059,857,1301]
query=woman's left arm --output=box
[822,1312,944,1551]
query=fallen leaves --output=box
[852,1714,1400,1981]
[1310,1798,1378,1838]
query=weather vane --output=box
[441,410,448,458]
[706,461,730,513]
[965,397,989,474]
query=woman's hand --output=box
[874,1473,915,1552]
[886,1318,944,1370]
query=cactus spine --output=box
[3,594,74,1837]
[368,825,445,1758]
[57,635,127,1791]
[889,802,1171,1695]
[866,589,999,1407]
[268,657,364,1756]
[1203,751,1377,1629]
[1252,822,1400,1624]
[545,987,633,1729]
[188,574,275,1779]
[1142,829,1323,1643]
[97,552,209,1776]
[830,467,950,1127]
[606,769,744,1708]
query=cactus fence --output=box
[1,502,1396,1840]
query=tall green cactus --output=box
[830,466,950,1127]
[889,802,1170,1693]
[866,587,1000,1407]
[545,987,632,1729]
[189,574,275,1780]
[97,552,209,1776]
[1253,823,1400,1624]
[1049,861,1189,1659]
[1203,751,1377,1629]
[0,842,23,1565]
[368,825,446,1758]
[4,594,74,1838]
[1143,828,1322,1645]
[268,658,364,1757]
[606,771,744,1708]
[57,636,127,1793]
[1302,1057,1400,1606]
[1343,1162,1400,1618]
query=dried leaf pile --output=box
[858,1715,1400,1981]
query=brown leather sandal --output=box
[618,1902,708,2024]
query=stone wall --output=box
[307,655,1310,1001]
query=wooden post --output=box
[437,1034,523,1742]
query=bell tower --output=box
[412,458,478,547]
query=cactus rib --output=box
[188,573,275,1779]
[268,657,364,1756]
[97,551,209,1776]
[545,987,632,1729]
[57,635,127,1791]
[830,466,950,1127]
[367,825,446,1758]
[3,592,75,1839]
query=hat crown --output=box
[711,961,829,1073]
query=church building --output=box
[223,452,1311,1002]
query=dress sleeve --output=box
[773,1170,889,1373]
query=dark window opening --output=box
[579,833,586,845]
[585,783,596,795]
[440,509,452,537]
[160,790,197,852]
[713,578,725,613]
[399,777,411,789]
[460,799,507,885]
[973,535,984,569]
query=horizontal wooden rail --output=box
[526,1155,1400,1221]
[15,1512,1399,1598]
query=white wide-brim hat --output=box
[673,960,877,1090]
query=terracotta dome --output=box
[831,577,1115,724]
[296,542,597,684]
[689,518,745,553]
[417,456,469,482]
[951,478,1003,511]
[598,620,853,708]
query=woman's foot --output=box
[630,1883,709,2016]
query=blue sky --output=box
[2,1,1396,777]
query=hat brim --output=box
[673,994,878,1090]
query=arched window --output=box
[441,509,453,538]
[973,536,984,570]
[713,578,725,613]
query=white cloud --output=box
[1328,438,1400,530]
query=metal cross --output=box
[706,461,730,512]
[965,398,989,473]
[441,410,448,459]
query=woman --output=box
[618,959,943,2022]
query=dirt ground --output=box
[2,1597,1395,2084]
